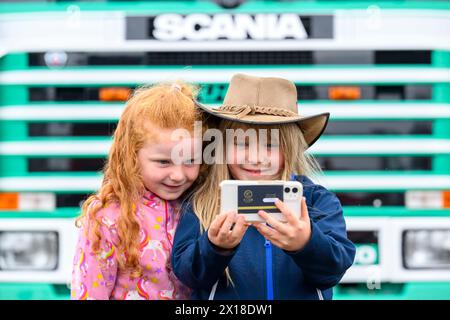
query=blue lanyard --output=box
[264,239,274,300]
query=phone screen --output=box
[237,185,284,215]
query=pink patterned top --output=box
[71,191,191,300]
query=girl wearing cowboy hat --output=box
[171,74,356,300]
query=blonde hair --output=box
[193,120,322,231]
[75,81,201,277]
[192,120,322,284]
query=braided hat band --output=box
[214,105,299,119]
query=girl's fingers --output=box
[257,210,289,234]
[274,199,297,224]
[233,215,250,236]
[255,224,286,249]
[255,223,279,241]
[256,223,292,249]
[218,212,237,240]
[265,237,284,250]
[209,213,229,237]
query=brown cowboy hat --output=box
[195,73,330,149]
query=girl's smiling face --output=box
[226,129,285,181]
[138,128,201,200]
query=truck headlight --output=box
[0,232,58,270]
[403,229,450,269]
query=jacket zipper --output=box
[264,239,274,300]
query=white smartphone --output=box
[219,180,303,222]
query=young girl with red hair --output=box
[71,82,202,300]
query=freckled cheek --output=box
[227,164,245,181]
[227,147,246,164]
[271,150,285,172]
[185,165,201,182]
[140,163,167,184]
[278,150,285,165]
[258,149,283,168]
[227,163,237,173]
[143,171,165,185]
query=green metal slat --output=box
[0,208,80,219]
[344,207,450,217]
[0,1,449,14]
[431,51,450,173]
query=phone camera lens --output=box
[284,187,291,193]
[292,188,298,193]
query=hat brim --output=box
[195,101,330,149]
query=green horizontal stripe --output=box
[2,65,447,71]
[0,1,449,14]
[0,283,70,300]
[0,206,449,219]
[344,206,450,217]
[334,282,450,300]
[0,208,80,219]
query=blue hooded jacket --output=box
[171,175,356,300]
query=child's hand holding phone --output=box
[255,197,311,252]
[208,212,250,250]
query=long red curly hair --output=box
[75,81,201,277]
